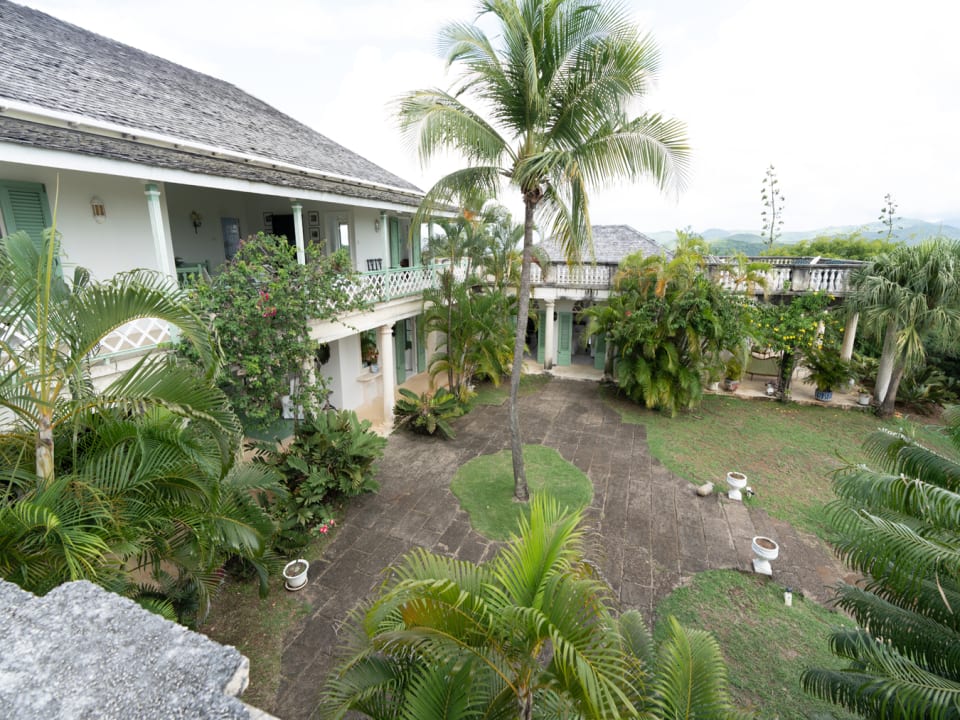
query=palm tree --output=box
[322,496,744,720]
[848,239,960,417]
[802,405,960,717]
[398,0,689,500]
[0,228,280,620]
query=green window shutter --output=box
[593,333,606,370]
[0,180,52,250]
[557,312,572,366]
[389,217,401,268]
[537,311,546,364]
[394,321,407,384]
[412,223,421,267]
[416,314,427,373]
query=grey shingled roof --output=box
[0,1,422,202]
[0,579,253,719]
[539,225,668,263]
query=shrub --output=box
[393,387,461,439]
[251,410,385,553]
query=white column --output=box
[291,202,305,265]
[378,324,396,427]
[841,312,858,361]
[143,183,175,280]
[544,299,556,369]
[381,211,390,265]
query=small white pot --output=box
[726,471,747,501]
[751,536,779,575]
[283,559,310,591]
[858,392,871,406]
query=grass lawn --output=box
[200,522,340,713]
[605,391,950,537]
[200,575,310,713]
[655,570,857,719]
[473,373,552,406]
[451,444,592,540]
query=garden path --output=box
[275,379,849,720]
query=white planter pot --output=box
[726,471,747,501]
[282,559,310,591]
[751,536,779,575]
[858,393,871,406]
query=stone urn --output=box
[751,536,779,575]
[726,471,747,501]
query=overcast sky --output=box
[20,0,960,234]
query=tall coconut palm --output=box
[398,0,689,500]
[802,405,960,717]
[322,496,744,720]
[848,239,960,417]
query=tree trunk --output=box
[874,318,897,403]
[509,197,537,502]
[603,335,615,380]
[36,414,54,486]
[877,361,906,418]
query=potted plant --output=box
[856,385,872,406]
[703,358,724,392]
[361,333,379,373]
[282,558,310,591]
[723,354,744,392]
[803,347,851,402]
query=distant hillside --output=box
[650,218,960,252]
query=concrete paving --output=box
[274,378,849,720]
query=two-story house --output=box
[0,0,436,427]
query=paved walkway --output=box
[274,379,848,720]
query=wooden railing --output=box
[355,265,439,302]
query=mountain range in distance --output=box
[649,218,960,253]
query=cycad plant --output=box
[322,496,746,720]
[0,227,280,621]
[802,405,960,717]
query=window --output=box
[0,180,52,248]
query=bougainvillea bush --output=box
[179,233,369,428]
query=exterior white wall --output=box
[0,161,162,281]
[352,206,384,270]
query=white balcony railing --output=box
[705,258,863,296]
[355,265,439,302]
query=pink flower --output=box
[319,525,329,534]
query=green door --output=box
[394,321,407,384]
[416,315,427,373]
[389,217,401,268]
[537,311,546,364]
[593,333,607,370]
[557,312,573,366]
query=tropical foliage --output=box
[249,410,385,554]
[847,238,960,417]
[747,291,836,399]
[322,496,745,719]
[180,233,369,428]
[393,387,461,439]
[802,405,960,718]
[399,0,690,499]
[585,233,746,416]
[0,228,280,623]
[763,231,901,261]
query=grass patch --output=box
[606,391,949,537]
[655,570,856,719]
[201,574,310,713]
[473,373,552,406]
[200,519,341,712]
[451,445,592,540]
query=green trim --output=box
[537,311,546,364]
[557,311,572,366]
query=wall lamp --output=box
[90,197,106,223]
[190,210,203,234]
